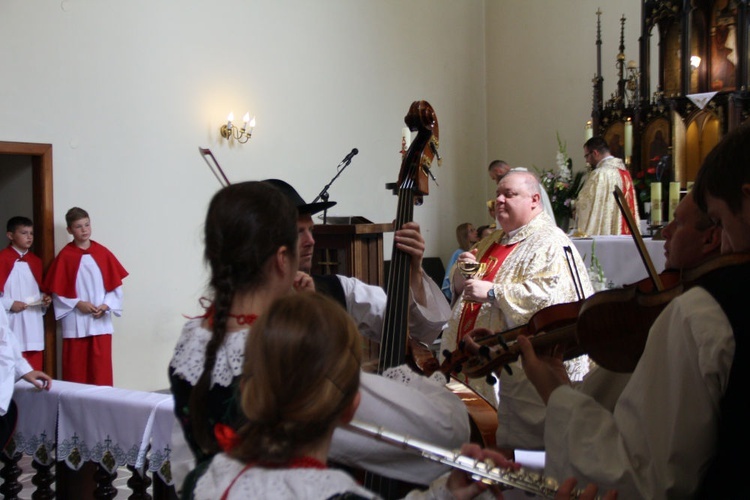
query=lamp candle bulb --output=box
[242,112,251,131]
[624,118,633,158]
[226,112,234,131]
[585,120,593,141]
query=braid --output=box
[189,267,234,454]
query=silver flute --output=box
[344,419,591,499]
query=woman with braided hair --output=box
[169,181,299,491]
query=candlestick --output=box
[585,120,593,141]
[668,182,680,222]
[624,119,633,158]
[651,182,662,224]
[402,127,411,150]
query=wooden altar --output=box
[590,1,750,213]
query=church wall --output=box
[0,0,645,391]
[485,1,642,187]
[0,0,487,390]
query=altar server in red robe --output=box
[43,207,128,386]
[0,216,50,371]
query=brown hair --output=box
[65,207,89,227]
[455,223,474,251]
[694,123,750,214]
[584,136,609,154]
[230,293,362,464]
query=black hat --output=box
[262,179,337,216]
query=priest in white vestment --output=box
[575,137,639,235]
[441,171,592,432]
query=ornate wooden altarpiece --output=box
[590,1,750,213]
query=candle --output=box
[651,182,662,224]
[402,127,411,150]
[226,112,234,131]
[668,182,680,222]
[585,120,593,141]
[624,119,633,159]
[242,112,251,131]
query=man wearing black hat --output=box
[264,179,450,345]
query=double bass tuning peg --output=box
[422,165,439,187]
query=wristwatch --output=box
[487,287,496,302]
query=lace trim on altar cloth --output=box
[4,432,56,466]
[169,318,247,388]
[382,364,449,387]
[57,434,141,473]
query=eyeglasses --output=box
[584,151,594,159]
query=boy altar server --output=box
[0,217,50,370]
[44,207,128,386]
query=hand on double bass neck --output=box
[393,221,428,306]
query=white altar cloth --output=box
[10,380,176,482]
[571,235,667,288]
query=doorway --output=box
[0,141,56,375]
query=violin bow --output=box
[199,147,231,187]
[613,185,664,291]
[563,246,586,301]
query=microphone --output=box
[341,148,359,164]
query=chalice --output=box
[458,261,487,280]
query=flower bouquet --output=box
[537,133,585,229]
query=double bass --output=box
[368,102,496,498]
[378,101,496,442]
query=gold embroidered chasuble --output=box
[575,156,640,236]
[440,212,594,406]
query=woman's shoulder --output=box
[169,318,248,387]
[194,454,378,500]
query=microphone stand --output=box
[313,156,355,224]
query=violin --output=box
[440,300,583,380]
[444,250,750,380]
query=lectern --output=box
[311,219,393,287]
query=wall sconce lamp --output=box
[220,112,256,143]
[690,56,702,71]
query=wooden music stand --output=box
[311,220,393,287]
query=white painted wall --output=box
[486,0,641,186]
[0,0,642,390]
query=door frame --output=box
[0,141,56,376]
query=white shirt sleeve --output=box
[0,319,33,415]
[330,368,470,485]
[543,288,734,498]
[338,274,450,345]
